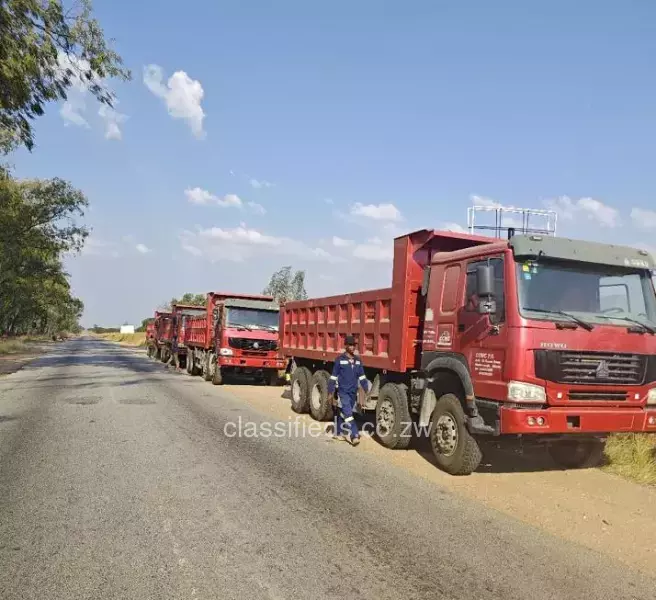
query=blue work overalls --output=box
[327,353,369,440]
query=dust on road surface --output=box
[0,338,654,600]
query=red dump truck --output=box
[280,228,656,475]
[185,292,286,385]
[168,303,206,369]
[149,310,172,360]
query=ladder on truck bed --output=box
[467,205,557,239]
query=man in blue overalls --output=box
[327,335,370,446]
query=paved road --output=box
[0,339,653,600]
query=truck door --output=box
[457,256,508,402]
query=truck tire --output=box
[147,345,154,359]
[212,365,223,386]
[160,347,169,363]
[430,393,482,476]
[186,349,194,374]
[203,354,214,382]
[290,367,312,414]
[375,383,412,450]
[548,439,606,469]
[309,370,334,421]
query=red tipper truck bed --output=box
[280,229,493,372]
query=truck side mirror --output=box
[476,265,497,315]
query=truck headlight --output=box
[507,381,546,404]
[219,348,233,356]
[647,388,656,406]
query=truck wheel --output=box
[290,367,311,413]
[309,370,334,421]
[212,365,223,385]
[203,354,214,382]
[186,350,194,374]
[430,393,482,476]
[548,439,605,469]
[375,383,412,449]
[160,348,169,363]
[147,345,154,359]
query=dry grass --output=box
[97,332,147,347]
[604,434,656,486]
[0,340,29,355]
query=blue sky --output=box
[10,0,656,326]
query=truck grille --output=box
[567,391,628,401]
[535,350,647,386]
[228,337,277,352]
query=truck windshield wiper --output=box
[523,307,594,331]
[599,315,656,334]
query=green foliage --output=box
[89,325,119,333]
[0,169,87,335]
[136,317,154,332]
[159,293,206,311]
[263,266,308,303]
[0,0,131,153]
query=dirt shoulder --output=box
[0,340,53,377]
[224,383,656,575]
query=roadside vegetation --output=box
[95,332,147,347]
[604,434,656,485]
[1,0,129,339]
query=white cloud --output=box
[56,52,126,139]
[135,243,151,254]
[332,236,354,248]
[247,201,266,215]
[249,178,274,189]
[631,208,656,230]
[546,196,619,228]
[180,225,341,264]
[441,222,468,233]
[470,194,503,208]
[143,64,206,138]
[350,202,402,222]
[184,187,242,208]
[81,237,120,258]
[352,239,394,262]
[98,103,127,140]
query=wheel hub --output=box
[434,413,458,456]
[292,380,301,403]
[311,385,322,412]
[377,398,395,435]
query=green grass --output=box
[604,434,656,486]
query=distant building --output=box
[120,325,135,334]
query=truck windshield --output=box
[516,260,656,328]
[226,308,279,331]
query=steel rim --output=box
[434,413,458,456]
[292,380,302,404]
[377,397,395,436]
[311,384,322,412]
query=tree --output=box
[0,0,131,153]
[158,293,206,311]
[0,170,88,335]
[263,266,308,303]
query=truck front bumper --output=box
[500,406,656,435]
[218,356,286,370]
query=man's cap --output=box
[345,335,356,346]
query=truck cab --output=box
[214,296,286,384]
[421,233,656,468]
